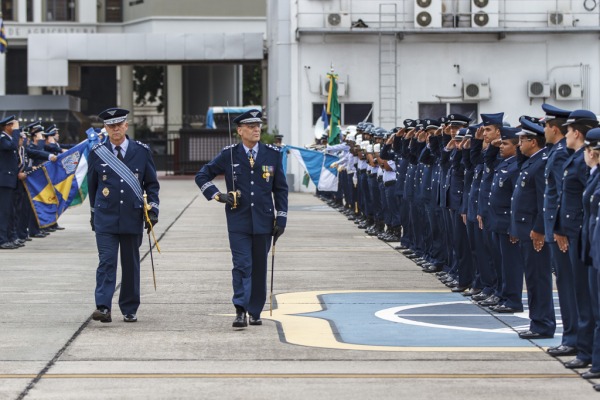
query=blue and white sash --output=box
[92,143,143,201]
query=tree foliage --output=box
[133,66,164,112]
[243,63,262,106]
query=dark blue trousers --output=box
[588,267,600,373]
[550,242,578,348]
[477,226,498,296]
[95,232,142,315]
[0,187,14,245]
[497,232,524,311]
[359,173,371,217]
[569,236,594,363]
[426,205,446,268]
[11,181,29,240]
[385,185,400,227]
[368,177,382,221]
[520,241,556,336]
[228,232,271,319]
[451,210,474,288]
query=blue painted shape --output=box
[298,292,562,348]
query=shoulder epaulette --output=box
[136,140,151,151]
[222,143,237,152]
[265,143,282,152]
[91,143,102,151]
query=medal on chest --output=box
[262,165,274,182]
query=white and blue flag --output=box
[282,145,339,191]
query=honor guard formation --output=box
[316,104,600,387]
[0,116,74,250]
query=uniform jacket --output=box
[581,168,600,265]
[488,155,518,234]
[195,142,288,235]
[590,181,600,269]
[509,149,547,240]
[88,138,160,235]
[556,147,588,238]
[477,142,501,223]
[0,129,21,189]
[543,138,570,241]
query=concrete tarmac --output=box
[0,177,596,399]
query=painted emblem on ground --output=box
[266,290,562,352]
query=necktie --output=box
[115,145,124,161]
[248,149,255,168]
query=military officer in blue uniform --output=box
[555,109,598,369]
[88,108,160,323]
[195,109,288,328]
[488,124,524,313]
[510,118,555,338]
[0,116,21,250]
[541,104,579,356]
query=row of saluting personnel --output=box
[320,104,600,389]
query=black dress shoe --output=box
[12,240,25,247]
[463,288,482,297]
[123,314,137,322]
[472,292,491,302]
[451,286,469,293]
[233,310,248,328]
[493,305,523,313]
[249,315,262,326]
[479,295,500,306]
[92,308,112,323]
[32,232,46,238]
[547,345,577,357]
[582,370,600,379]
[518,330,553,339]
[55,225,65,230]
[445,280,459,288]
[564,358,590,369]
[0,242,18,249]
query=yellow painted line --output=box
[265,290,548,352]
[0,373,580,379]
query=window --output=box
[418,103,478,122]
[46,0,76,22]
[312,103,374,125]
[2,0,14,20]
[105,0,123,23]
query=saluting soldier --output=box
[0,116,21,250]
[88,108,160,323]
[195,109,288,328]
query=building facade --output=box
[267,0,600,190]
[1,0,266,142]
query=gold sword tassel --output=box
[143,193,161,253]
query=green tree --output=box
[133,66,164,112]
[243,63,262,106]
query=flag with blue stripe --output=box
[282,145,339,191]
[0,18,7,54]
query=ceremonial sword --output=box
[143,193,160,290]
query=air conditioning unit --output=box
[321,78,347,97]
[527,81,551,98]
[325,12,351,28]
[463,82,491,101]
[414,0,442,28]
[548,12,573,27]
[472,0,498,28]
[555,82,583,100]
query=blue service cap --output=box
[481,112,504,126]
[372,127,387,138]
[0,115,16,126]
[500,126,520,140]
[390,126,401,134]
[447,114,471,126]
[454,128,468,140]
[439,116,448,124]
[519,115,543,126]
[415,119,424,129]
[466,123,482,137]
[232,109,262,125]
[25,120,44,134]
[584,127,600,148]
[43,124,58,136]
[99,108,130,125]
[403,119,416,129]
[517,118,545,136]
[425,119,441,130]
[541,103,571,121]
[563,109,599,128]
